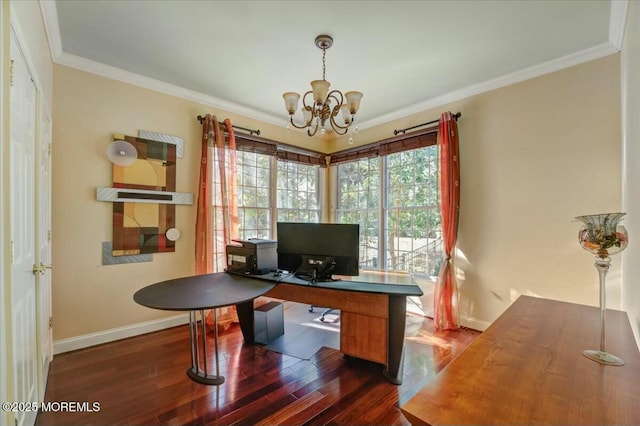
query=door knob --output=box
[32,263,53,276]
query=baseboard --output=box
[52,310,489,355]
[53,313,189,354]
[460,315,491,332]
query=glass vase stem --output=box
[594,257,609,353]
[582,256,624,366]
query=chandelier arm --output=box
[307,119,319,137]
[288,115,312,130]
[301,91,315,110]
[329,100,354,132]
[327,90,345,106]
[326,90,354,134]
[329,113,350,135]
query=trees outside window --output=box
[335,158,380,268]
[277,161,320,223]
[335,145,442,275]
[236,151,271,240]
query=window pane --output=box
[276,161,320,225]
[336,145,441,275]
[212,150,273,270]
[385,146,441,275]
[336,157,380,270]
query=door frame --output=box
[36,102,53,393]
[1,2,8,425]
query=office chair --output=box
[308,305,338,322]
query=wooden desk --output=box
[401,296,640,425]
[233,271,422,384]
[135,271,422,385]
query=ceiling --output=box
[48,1,619,131]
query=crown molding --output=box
[57,41,617,138]
[42,0,619,137]
[39,0,62,61]
[56,51,287,128]
[609,0,629,51]
[357,42,618,131]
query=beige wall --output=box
[333,55,622,328]
[53,53,621,341]
[51,65,325,341]
[622,2,640,346]
[456,55,621,326]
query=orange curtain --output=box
[196,115,239,331]
[434,111,460,330]
[195,115,215,275]
[214,119,239,249]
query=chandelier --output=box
[283,35,363,137]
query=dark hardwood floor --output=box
[36,306,477,425]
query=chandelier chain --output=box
[322,48,326,81]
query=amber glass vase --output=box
[575,212,628,366]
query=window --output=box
[385,147,441,275]
[335,145,442,275]
[236,151,271,240]
[335,158,380,268]
[211,149,321,271]
[277,161,320,223]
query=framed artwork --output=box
[97,133,193,258]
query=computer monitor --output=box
[276,222,360,282]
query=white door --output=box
[37,110,53,394]
[10,32,38,426]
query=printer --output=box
[226,239,277,275]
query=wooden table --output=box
[401,296,640,425]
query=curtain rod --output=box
[393,112,461,136]
[196,115,261,136]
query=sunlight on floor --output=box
[406,329,453,349]
[300,321,340,333]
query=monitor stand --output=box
[295,265,340,284]
[294,256,337,284]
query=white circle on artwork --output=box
[166,228,181,241]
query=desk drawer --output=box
[265,284,389,318]
[340,312,388,365]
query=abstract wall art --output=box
[97,133,193,262]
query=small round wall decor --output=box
[166,228,181,241]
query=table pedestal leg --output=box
[236,301,255,343]
[383,295,406,385]
[187,310,225,385]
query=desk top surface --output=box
[134,271,422,311]
[250,271,424,296]
[401,296,640,425]
[133,273,276,311]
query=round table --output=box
[134,272,275,385]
